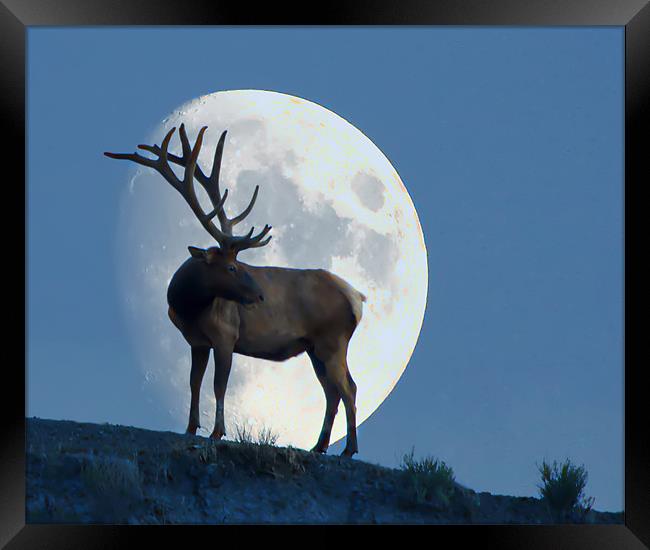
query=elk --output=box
[105,124,366,457]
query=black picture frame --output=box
[3,1,647,547]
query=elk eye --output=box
[228,265,237,273]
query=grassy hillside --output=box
[26,418,623,525]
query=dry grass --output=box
[81,455,142,499]
[234,423,255,444]
[233,421,280,446]
[257,426,280,446]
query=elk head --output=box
[104,125,272,305]
[185,244,265,306]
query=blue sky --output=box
[27,27,623,511]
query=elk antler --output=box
[104,125,272,255]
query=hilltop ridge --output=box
[26,418,623,525]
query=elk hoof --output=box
[210,430,224,441]
[310,445,327,454]
[341,448,357,458]
[186,426,199,436]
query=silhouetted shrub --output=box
[399,447,455,509]
[537,459,595,522]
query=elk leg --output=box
[338,369,358,458]
[308,351,341,453]
[186,346,210,435]
[210,345,233,441]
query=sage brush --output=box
[537,459,595,522]
[400,448,455,508]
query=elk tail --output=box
[328,271,366,325]
[348,288,366,325]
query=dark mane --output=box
[166,257,215,321]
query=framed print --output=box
[3,0,648,547]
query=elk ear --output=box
[188,246,206,259]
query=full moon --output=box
[116,90,427,449]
